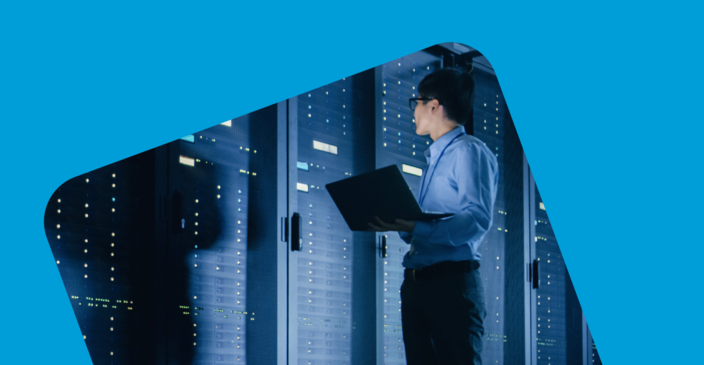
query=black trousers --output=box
[401,268,486,365]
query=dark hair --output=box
[418,68,474,126]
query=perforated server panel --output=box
[472,67,509,363]
[293,71,376,365]
[162,107,279,365]
[44,151,157,364]
[533,187,592,365]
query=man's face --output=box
[414,97,436,136]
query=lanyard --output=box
[418,132,466,207]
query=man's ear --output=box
[433,102,444,116]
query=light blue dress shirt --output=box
[399,126,499,269]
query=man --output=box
[368,67,499,365]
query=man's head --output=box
[412,68,474,140]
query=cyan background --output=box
[1,1,701,364]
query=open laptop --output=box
[325,165,454,231]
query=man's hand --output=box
[367,216,416,233]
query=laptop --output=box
[325,165,454,231]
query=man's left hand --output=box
[367,216,416,233]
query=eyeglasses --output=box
[409,97,433,111]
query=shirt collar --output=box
[425,125,466,159]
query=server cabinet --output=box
[45,150,158,364]
[158,105,282,365]
[286,71,378,365]
[529,181,601,365]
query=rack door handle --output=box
[291,213,302,251]
[532,259,540,289]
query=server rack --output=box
[286,70,378,365]
[157,106,281,364]
[44,150,157,364]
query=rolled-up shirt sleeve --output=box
[408,142,498,247]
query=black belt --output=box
[404,260,480,281]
